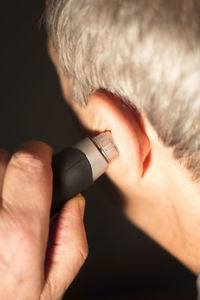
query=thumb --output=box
[41,195,88,300]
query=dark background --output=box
[0,1,196,299]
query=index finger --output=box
[2,141,53,222]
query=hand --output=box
[0,141,88,300]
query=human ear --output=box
[87,91,151,185]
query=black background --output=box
[0,1,196,299]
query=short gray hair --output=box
[45,0,200,181]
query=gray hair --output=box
[46,0,200,181]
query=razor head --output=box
[91,132,119,163]
[74,131,119,181]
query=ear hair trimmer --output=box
[51,132,119,217]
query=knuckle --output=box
[41,277,58,300]
[77,240,89,264]
[11,151,45,175]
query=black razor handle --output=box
[51,148,93,217]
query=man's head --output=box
[46,0,200,273]
[46,0,200,180]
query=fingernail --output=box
[75,194,85,219]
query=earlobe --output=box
[88,91,151,185]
